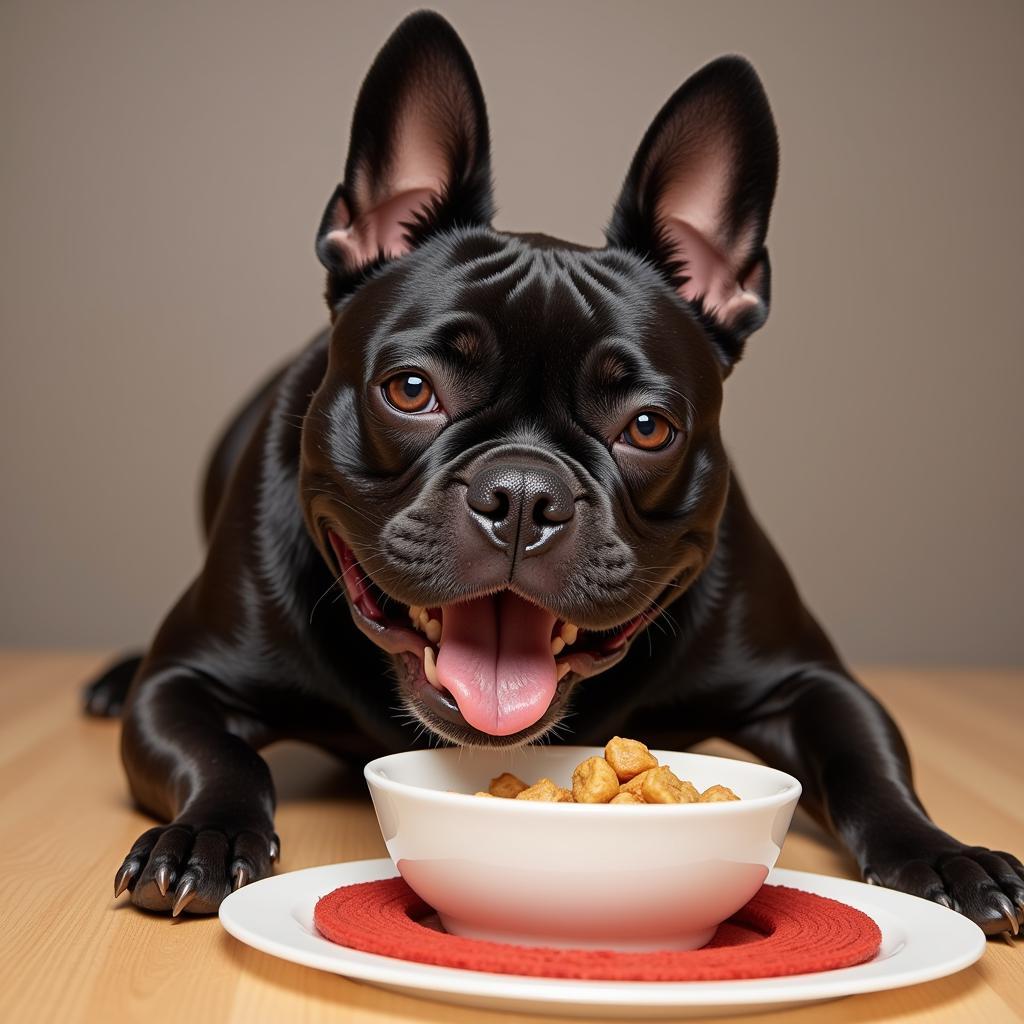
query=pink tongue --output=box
[435,592,558,736]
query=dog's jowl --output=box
[84,11,1023,933]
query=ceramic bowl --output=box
[364,746,800,950]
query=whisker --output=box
[308,573,345,625]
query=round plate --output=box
[219,858,985,1019]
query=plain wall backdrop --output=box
[2,0,1022,663]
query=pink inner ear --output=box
[324,186,439,268]
[324,104,452,271]
[661,217,763,326]
[654,133,764,327]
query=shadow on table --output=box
[264,740,368,801]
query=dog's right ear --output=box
[317,11,494,306]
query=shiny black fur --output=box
[85,11,1024,934]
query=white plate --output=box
[219,858,985,1019]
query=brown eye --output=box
[622,412,674,451]
[383,372,438,414]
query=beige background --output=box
[1,0,1021,664]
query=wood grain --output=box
[0,654,1021,1023]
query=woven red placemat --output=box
[314,877,881,981]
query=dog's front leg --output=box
[726,666,1024,936]
[114,665,279,915]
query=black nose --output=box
[466,461,575,556]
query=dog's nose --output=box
[466,461,575,557]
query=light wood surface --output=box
[1,653,1021,1023]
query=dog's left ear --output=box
[607,56,779,368]
[317,11,493,304]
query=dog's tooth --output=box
[557,662,571,682]
[409,605,424,624]
[561,623,578,645]
[424,618,441,643]
[550,637,565,655]
[423,646,440,687]
[418,609,431,628]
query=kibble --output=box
[470,738,741,807]
[604,736,659,782]
[488,772,529,798]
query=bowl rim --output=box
[363,745,802,814]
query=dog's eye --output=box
[621,412,674,451]
[383,373,439,414]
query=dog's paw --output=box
[865,837,1024,937]
[114,822,280,915]
[82,654,142,718]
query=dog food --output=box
[475,737,741,804]
[488,771,529,799]
[571,755,621,803]
[603,736,659,781]
[515,777,574,802]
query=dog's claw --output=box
[155,864,173,897]
[171,878,197,917]
[114,859,140,898]
[989,892,1020,936]
[232,864,250,891]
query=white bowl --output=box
[364,746,801,951]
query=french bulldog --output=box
[84,10,1023,935]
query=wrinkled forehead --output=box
[337,229,723,399]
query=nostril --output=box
[532,496,558,527]
[467,478,512,524]
[530,484,574,526]
[490,490,511,524]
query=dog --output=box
[84,10,1023,935]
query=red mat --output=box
[314,877,881,981]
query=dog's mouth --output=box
[325,530,656,743]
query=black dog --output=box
[85,11,1023,935]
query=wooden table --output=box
[1,653,1021,1023]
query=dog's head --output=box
[300,12,778,746]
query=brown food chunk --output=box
[470,737,739,807]
[619,768,654,796]
[515,778,563,802]
[641,765,700,804]
[604,736,659,782]
[488,772,529,799]
[699,784,740,802]
[610,791,643,804]
[571,756,620,803]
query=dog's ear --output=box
[607,56,778,368]
[316,11,493,304]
